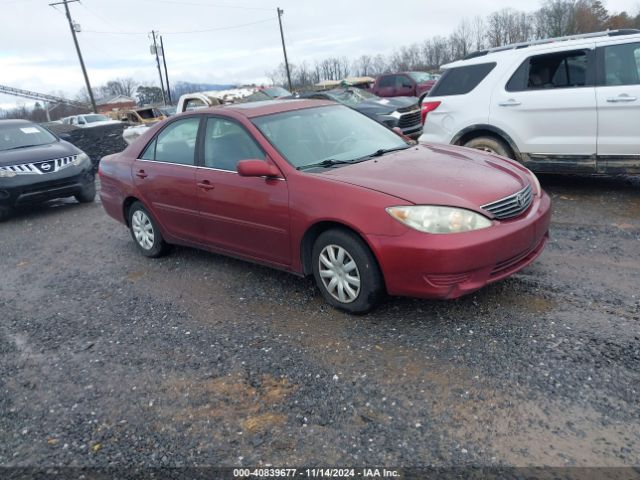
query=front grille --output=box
[0,155,78,175]
[481,184,533,220]
[426,272,471,288]
[397,103,420,113]
[398,110,421,129]
[21,179,78,195]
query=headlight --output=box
[0,169,17,178]
[73,152,91,166]
[386,205,492,234]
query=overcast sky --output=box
[1,0,639,108]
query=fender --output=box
[451,124,522,162]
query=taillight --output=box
[421,101,441,124]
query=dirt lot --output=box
[0,175,639,469]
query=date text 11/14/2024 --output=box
[233,468,400,478]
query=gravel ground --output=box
[0,174,639,469]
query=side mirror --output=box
[392,127,415,144]
[58,133,71,140]
[237,159,281,178]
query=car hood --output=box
[0,140,80,167]
[354,96,418,115]
[320,144,530,211]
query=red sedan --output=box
[99,100,551,313]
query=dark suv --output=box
[0,119,95,220]
[294,88,422,138]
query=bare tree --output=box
[97,78,138,100]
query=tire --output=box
[0,205,12,222]
[75,181,96,203]
[312,229,384,314]
[463,136,512,159]
[127,201,170,258]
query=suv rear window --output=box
[429,63,496,96]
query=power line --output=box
[82,17,275,36]
[140,0,273,11]
[77,0,127,34]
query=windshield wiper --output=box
[296,159,354,171]
[353,144,411,161]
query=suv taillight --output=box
[421,101,441,124]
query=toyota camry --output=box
[99,100,551,313]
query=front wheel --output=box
[463,136,512,159]
[0,205,13,222]
[312,229,384,314]
[128,201,170,258]
[75,181,96,203]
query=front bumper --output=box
[367,192,552,299]
[0,164,94,207]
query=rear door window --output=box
[507,50,593,91]
[142,117,200,165]
[430,63,496,96]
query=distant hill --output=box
[170,81,237,98]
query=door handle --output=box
[197,180,215,191]
[499,99,521,107]
[606,95,637,103]
[135,169,148,179]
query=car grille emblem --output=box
[40,162,52,172]
[481,184,533,220]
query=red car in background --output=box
[371,72,437,100]
[99,100,551,313]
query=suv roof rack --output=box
[463,29,640,60]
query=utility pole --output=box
[150,30,167,106]
[49,0,97,113]
[159,35,172,105]
[276,7,292,91]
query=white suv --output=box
[419,29,640,175]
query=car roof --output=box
[209,99,336,118]
[0,119,33,127]
[443,29,640,69]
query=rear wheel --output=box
[75,181,96,203]
[463,136,512,159]
[128,201,169,258]
[312,229,384,314]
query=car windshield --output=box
[0,123,57,151]
[252,105,408,169]
[263,86,291,98]
[408,72,433,83]
[328,88,377,107]
[83,114,111,123]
